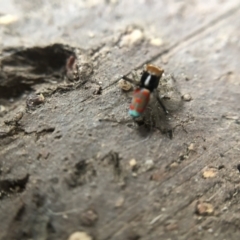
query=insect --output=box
[122,64,168,118]
[99,64,183,134]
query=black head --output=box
[140,64,164,92]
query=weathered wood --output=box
[1,1,240,240]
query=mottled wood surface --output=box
[0,1,240,239]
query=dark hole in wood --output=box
[218,165,225,170]
[0,174,29,199]
[237,164,240,172]
[0,44,73,99]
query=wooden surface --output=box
[0,1,240,239]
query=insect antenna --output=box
[121,75,140,86]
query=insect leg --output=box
[154,89,169,114]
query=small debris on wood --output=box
[161,55,169,64]
[196,202,214,216]
[178,153,188,162]
[115,196,125,208]
[149,37,163,46]
[202,168,217,179]
[0,105,7,116]
[221,206,228,211]
[181,73,191,81]
[182,93,192,101]
[77,52,94,82]
[88,31,95,38]
[66,55,79,81]
[222,114,239,120]
[0,14,18,25]
[66,55,76,69]
[165,222,178,231]
[92,86,102,95]
[68,231,93,240]
[118,79,133,91]
[169,162,179,168]
[26,93,45,109]
[66,51,93,83]
[208,228,213,233]
[81,209,98,227]
[0,105,6,112]
[187,143,195,151]
[129,159,138,171]
[119,29,144,47]
[4,111,23,126]
[37,149,50,160]
[132,172,138,177]
[140,159,154,173]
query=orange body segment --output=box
[129,88,150,118]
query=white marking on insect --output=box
[144,75,151,86]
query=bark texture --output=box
[0,1,240,240]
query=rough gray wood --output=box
[0,1,240,240]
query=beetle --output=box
[122,64,168,118]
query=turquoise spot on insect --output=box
[129,110,141,118]
[122,64,168,118]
